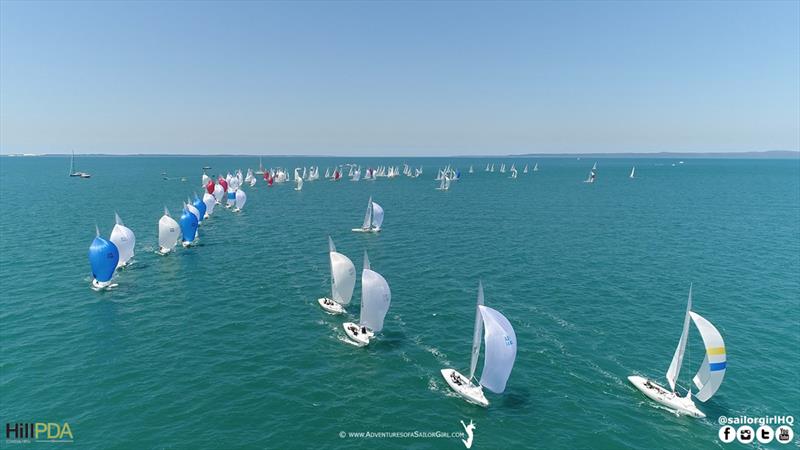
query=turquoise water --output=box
[1,156,798,449]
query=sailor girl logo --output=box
[460,420,476,449]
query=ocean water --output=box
[0,156,798,449]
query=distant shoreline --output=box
[2,150,798,159]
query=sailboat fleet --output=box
[82,157,722,415]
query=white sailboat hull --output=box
[343,322,373,347]
[351,227,381,233]
[317,298,345,315]
[628,376,705,418]
[156,247,172,255]
[91,279,117,290]
[441,369,489,407]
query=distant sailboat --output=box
[192,195,207,223]
[295,174,303,191]
[317,237,356,315]
[256,157,265,175]
[628,284,726,418]
[469,165,474,174]
[89,226,119,289]
[533,163,539,172]
[343,251,391,347]
[523,164,528,174]
[69,151,91,178]
[109,213,135,269]
[202,192,216,218]
[584,168,596,183]
[157,207,180,255]
[352,197,383,233]
[630,166,636,179]
[441,281,517,407]
[592,162,597,171]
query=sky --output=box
[0,0,798,156]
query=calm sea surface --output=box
[1,156,798,449]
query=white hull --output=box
[157,247,172,255]
[343,322,373,347]
[182,241,194,248]
[628,376,705,418]
[318,298,345,315]
[351,227,380,233]
[441,369,489,407]
[91,279,117,290]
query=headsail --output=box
[329,244,356,306]
[666,284,693,391]
[359,253,391,332]
[478,305,517,394]
[109,213,135,267]
[690,311,726,402]
[158,207,180,251]
[371,202,384,230]
[469,281,485,380]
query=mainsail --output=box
[666,284,693,391]
[469,281,485,380]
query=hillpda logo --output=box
[5,422,73,444]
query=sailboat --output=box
[256,157,265,175]
[533,163,539,172]
[628,284,726,418]
[352,197,383,233]
[295,174,304,191]
[69,151,91,178]
[592,161,597,171]
[441,281,517,407]
[109,213,135,269]
[436,175,451,191]
[343,251,391,347]
[523,164,528,174]
[469,165,474,174]
[584,167,596,183]
[89,226,119,289]
[630,166,636,179]
[157,207,180,255]
[317,237,356,315]
[233,189,247,212]
[192,195,207,223]
[202,192,216,218]
[179,205,199,247]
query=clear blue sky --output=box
[1,0,798,155]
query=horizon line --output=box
[2,150,798,158]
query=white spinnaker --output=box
[110,213,135,267]
[296,176,303,190]
[203,193,216,216]
[330,251,356,305]
[187,203,201,222]
[469,281,486,380]
[235,190,247,209]
[690,311,726,402]
[361,196,373,229]
[201,172,210,186]
[213,184,224,202]
[359,257,391,332]
[158,207,180,250]
[666,284,693,391]
[371,202,384,229]
[478,305,517,394]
